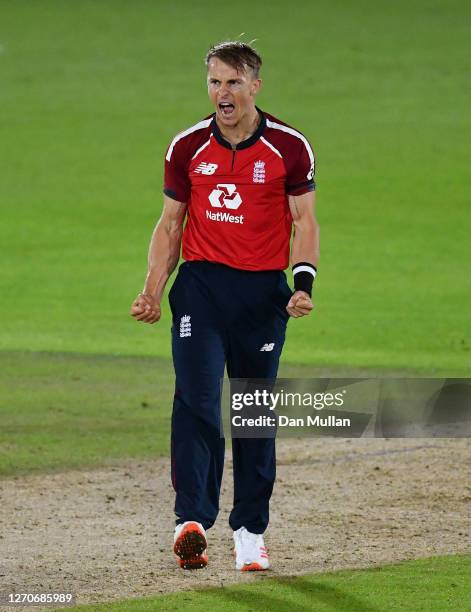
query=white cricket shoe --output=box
[233,526,270,571]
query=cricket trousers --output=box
[168,261,292,534]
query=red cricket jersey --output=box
[164,108,315,271]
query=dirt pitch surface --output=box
[1,438,470,610]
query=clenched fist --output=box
[286,290,314,318]
[130,293,161,324]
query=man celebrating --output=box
[131,41,319,571]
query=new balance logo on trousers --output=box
[260,343,275,351]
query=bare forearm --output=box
[142,220,182,300]
[291,217,320,267]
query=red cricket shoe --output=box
[173,521,208,570]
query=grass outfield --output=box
[0,350,416,477]
[0,350,463,478]
[0,352,174,476]
[1,5,469,610]
[0,0,470,372]
[61,555,471,611]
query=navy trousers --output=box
[168,261,291,534]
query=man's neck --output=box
[216,107,261,147]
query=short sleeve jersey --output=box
[164,108,315,271]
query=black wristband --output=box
[292,262,317,297]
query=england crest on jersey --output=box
[253,160,265,183]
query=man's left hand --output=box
[286,291,314,318]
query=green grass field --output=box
[0,0,469,475]
[62,555,471,611]
[0,351,418,477]
[1,0,470,371]
[0,1,470,610]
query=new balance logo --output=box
[179,314,191,338]
[253,160,265,183]
[195,162,218,175]
[260,343,275,352]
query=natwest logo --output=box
[206,210,244,224]
[208,184,242,210]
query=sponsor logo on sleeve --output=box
[307,161,315,180]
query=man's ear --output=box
[251,78,262,97]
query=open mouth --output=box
[219,102,235,118]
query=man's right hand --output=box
[130,293,161,324]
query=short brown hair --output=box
[205,41,262,78]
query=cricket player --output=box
[131,41,319,571]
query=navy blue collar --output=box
[211,108,266,150]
